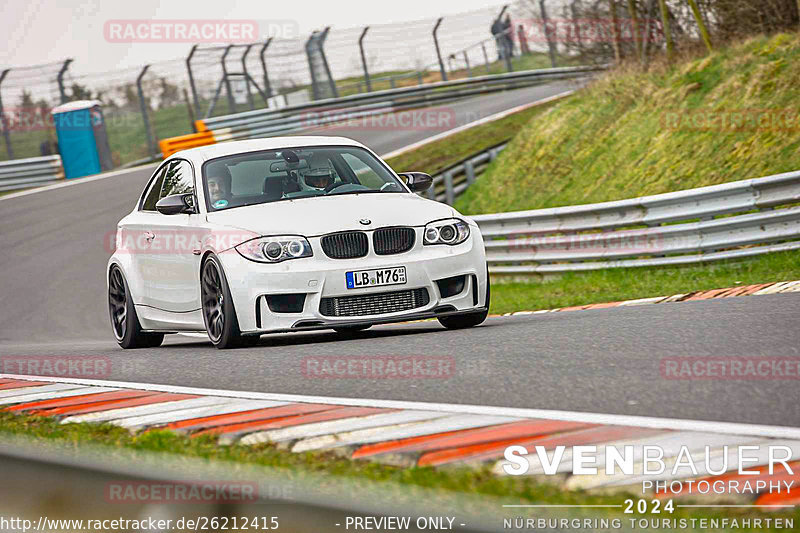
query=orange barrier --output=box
[158,130,216,159]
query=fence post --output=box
[463,51,472,77]
[539,0,558,68]
[433,18,448,82]
[57,59,73,104]
[136,65,156,157]
[318,27,339,99]
[186,44,200,113]
[221,45,236,114]
[0,69,13,159]
[241,44,255,110]
[359,27,372,92]
[481,43,491,74]
[260,38,274,100]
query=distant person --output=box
[491,18,504,61]
[502,15,515,58]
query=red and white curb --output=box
[1,374,799,505]
[496,280,800,317]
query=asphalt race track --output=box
[1,80,798,430]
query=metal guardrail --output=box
[471,170,800,274]
[0,435,502,533]
[427,141,508,205]
[193,66,603,143]
[0,155,64,192]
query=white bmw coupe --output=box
[108,137,489,349]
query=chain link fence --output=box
[8,0,785,169]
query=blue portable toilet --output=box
[51,100,113,179]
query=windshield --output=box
[202,146,407,212]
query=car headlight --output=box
[235,236,313,263]
[423,218,470,246]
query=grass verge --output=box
[489,249,800,315]
[385,99,558,176]
[455,33,800,215]
[0,410,796,530]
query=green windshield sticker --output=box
[213,199,228,208]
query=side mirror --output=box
[156,193,196,215]
[398,172,433,193]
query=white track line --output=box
[4,374,800,440]
[0,164,157,202]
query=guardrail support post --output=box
[359,27,372,92]
[186,45,201,113]
[433,18,448,82]
[0,69,13,159]
[464,160,476,185]
[221,45,237,114]
[444,171,455,205]
[260,38,274,100]
[241,44,255,110]
[137,65,156,158]
[57,59,73,104]
[539,0,558,68]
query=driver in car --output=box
[207,173,231,209]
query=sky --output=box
[1,0,513,76]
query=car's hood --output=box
[205,193,457,236]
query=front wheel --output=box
[201,255,249,349]
[108,266,164,349]
[437,273,490,330]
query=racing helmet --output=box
[299,152,335,190]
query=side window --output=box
[341,153,381,189]
[141,166,167,211]
[159,159,195,199]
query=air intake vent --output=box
[321,231,368,259]
[373,227,415,255]
[320,288,429,317]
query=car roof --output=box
[172,136,370,164]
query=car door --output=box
[143,158,203,313]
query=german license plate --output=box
[346,266,407,289]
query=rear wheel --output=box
[201,255,250,349]
[437,272,490,330]
[108,266,164,349]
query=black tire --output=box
[108,266,164,349]
[201,254,249,349]
[333,325,371,335]
[437,272,490,330]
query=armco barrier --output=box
[188,66,601,146]
[158,130,216,159]
[0,155,64,192]
[472,170,800,274]
[427,141,508,205]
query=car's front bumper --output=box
[217,232,487,334]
